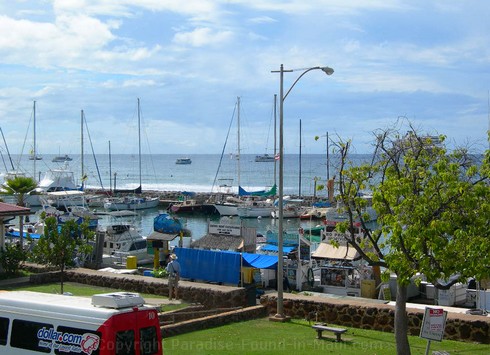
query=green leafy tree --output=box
[31,216,95,293]
[324,126,490,354]
[1,176,38,206]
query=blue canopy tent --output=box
[174,247,278,285]
[242,252,278,270]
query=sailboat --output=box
[104,98,159,211]
[212,97,276,216]
[255,95,277,163]
[28,152,42,160]
[24,102,82,207]
[211,97,243,216]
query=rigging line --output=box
[0,149,6,172]
[211,101,237,192]
[264,98,274,152]
[139,104,158,181]
[82,113,105,191]
[18,106,33,169]
[0,127,15,170]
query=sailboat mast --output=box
[273,94,277,186]
[138,98,142,190]
[0,127,15,171]
[33,100,37,181]
[109,140,112,192]
[299,119,302,197]
[237,96,241,189]
[81,110,84,189]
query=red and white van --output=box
[0,291,163,354]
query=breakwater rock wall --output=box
[260,293,490,344]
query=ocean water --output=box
[6,153,341,196]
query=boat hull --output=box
[104,197,160,211]
[237,206,274,218]
[213,203,238,216]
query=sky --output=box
[0,0,489,156]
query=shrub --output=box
[0,243,27,275]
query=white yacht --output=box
[98,223,152,266]
[24,164,81,207]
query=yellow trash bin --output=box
[126,256,137,269]
[361,279,376,299]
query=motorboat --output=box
[40,203,99,230]
[168,191,216,214]
[24,164,81,207]
[52,154,73,162]
[254,154,275,162]
[98,223,153,265]
[175,158,192,165]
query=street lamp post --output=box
[271,64,334,320]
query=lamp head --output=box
[321,67,334,75]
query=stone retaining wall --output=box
[260,293,490,344]
[29,268,249,309]
[162,305,267,337]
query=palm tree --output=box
[1,176,38,248]
[1,176,38,207]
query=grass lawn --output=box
[163,318,489,355]
[4,281,187,311]
[2,281,161,298]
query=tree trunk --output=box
[60,267,64,294]
[395,282,411,355]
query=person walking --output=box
[166,254,181,300]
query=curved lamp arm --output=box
[283,66,334,100]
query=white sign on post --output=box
[208,223,241,236]
[420,307,448,342]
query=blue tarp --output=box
[5,230,42,240]
[242,253,278,270]
[260,244,296,253]
[174,247,241,284]
[173,247,279,284]
[153,213,183,233]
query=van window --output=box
[0,317,9,346]
[11,319,52,353]
[116,329,135,355]
[140,326,158,355]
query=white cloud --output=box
[248,16,277,24]
[173,27,234,47]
